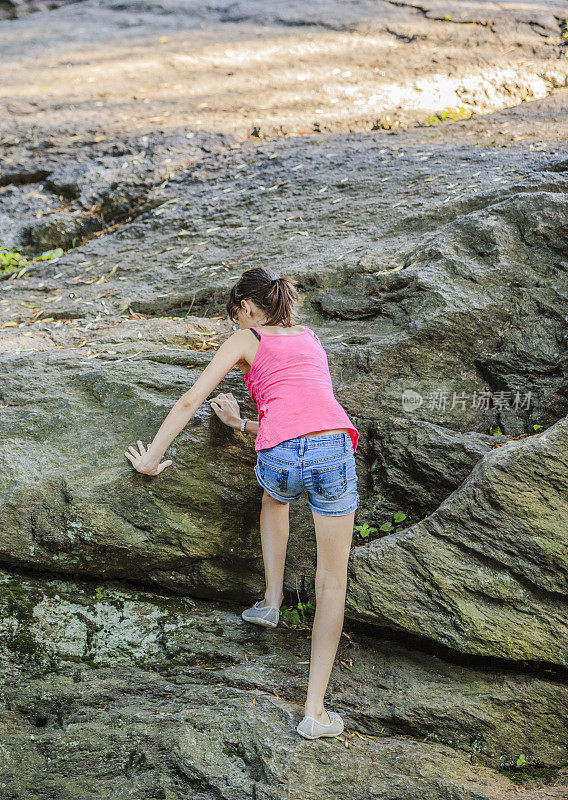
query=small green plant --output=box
[498,753,560,785]
[0,248,29,279]
[280,599,315,627]
[34,247,64,262]
[0,246,64,281]
[422,106,472,126]
[94,586,110,601]
[379,511,407,534]
[532,423,542,432]
[354,522,378,541]
[561,19,568,40]
[489,424,503,436]
[354,514,409,543]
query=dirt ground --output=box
[1,0,567,150]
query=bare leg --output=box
[257,490,289,608]
[304,509,355,724]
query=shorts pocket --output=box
[311,461,348,499]
[258,457,289,493]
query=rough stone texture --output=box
[347,414,568,664]
[0,569,567,798]
[0,319,272,599]
[0,0,75,20]
[1,141,567,607]
[2,0,568,796]
[367,416,511,521]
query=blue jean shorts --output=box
[254,432,359,516]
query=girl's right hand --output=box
[209,392,242,429]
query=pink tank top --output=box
[243,326,359,453]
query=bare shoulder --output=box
[223,329,257,372]
[221,328,256,356]
[223,329,254,343]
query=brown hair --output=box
[226,267,299,327]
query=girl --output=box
[125,267,359,740]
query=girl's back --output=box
[243,325,359,453]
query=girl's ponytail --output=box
[227,268,299,327]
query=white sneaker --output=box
[241,600,279,627]
[296,710,344,739]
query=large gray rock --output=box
[1,1,568,794]
[1,138,568,663]
[347,414,568,664]
[0,317,270,600]
[366,417,510,521]
[0,568,566,797]
[2,148,567,580]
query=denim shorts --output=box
[254,432,359,516]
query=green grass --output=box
[0,248,29,278]
[0,246,64,280]
[422,106,472,126]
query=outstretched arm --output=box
[124,330,248,475]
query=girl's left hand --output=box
[208,392,241,428]
[124,440,172,475]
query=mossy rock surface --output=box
[0,568,567,798]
